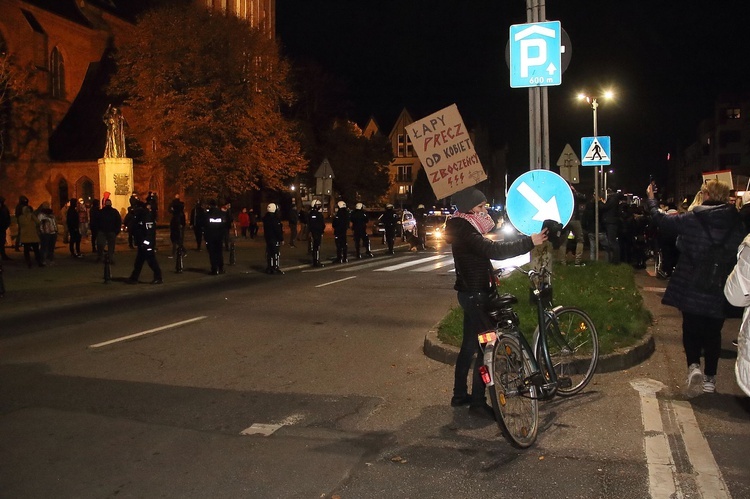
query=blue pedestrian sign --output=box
[509,21,563,88]
[580,136,612,166]
[506,170,574,236]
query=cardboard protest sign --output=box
[406,104,487,200]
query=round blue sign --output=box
[506,170,574,236]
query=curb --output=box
[423,327,655,372]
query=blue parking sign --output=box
[509,21,562,88]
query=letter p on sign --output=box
[520,39,546,78]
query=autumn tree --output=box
[321,120,392,204]
[109,4,306,199]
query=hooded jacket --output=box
[724,233,750,396]
[648,198,745,318]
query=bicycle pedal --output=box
[557,376,573,389]
[527,371,546,387]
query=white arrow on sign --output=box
[517,181,562,222]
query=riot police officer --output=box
[308,199,326,267]
[382,203,399,254]
[263,202,284,274]
[333,200,350,263]
[127,202,163,284]
[414,203,428,250]
[351,202,373,259]
[203,198,227,275]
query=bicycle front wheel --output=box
[535,306,599,396]
[489,334,539,448]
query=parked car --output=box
[374,209,417,240]
[424,213,450,240]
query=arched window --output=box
[57,179,69,210]
[50,46,65,99]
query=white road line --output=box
[412,256,454,272]
[672,400,730,498]
[631,379,678,498]
[89,316,207,349]
[336,255,414,272]
[315,276,357,288]
[374,254,448,271]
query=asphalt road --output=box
[1,246,749,498]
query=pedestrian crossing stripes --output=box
[300,253,457,274]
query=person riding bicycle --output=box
[445,186,548,420]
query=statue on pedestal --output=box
[103,104,127,159]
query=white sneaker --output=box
[686,363,703,397]
[703,375,716,393]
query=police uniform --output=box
[128,204,163,284]
[203,201,227,275]
[332,201,350,263]
[382,204,398,254]
[308,201,326,267]
[350,203,373,258]
[263,203,284,274]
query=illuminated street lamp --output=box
[578,90,614,262]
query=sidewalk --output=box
[0,227,399,322]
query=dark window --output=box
[50,47,65,99]
[719,130,741,147]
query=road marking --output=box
[631,379,678,498]
[336,255,414,272]
[374,254,447,271]
[88,316,207,349]
[412,256,454,272]
[315,276,357,288]
[630,378,730,499]
[642,286,667,293]
[241,423,283,436]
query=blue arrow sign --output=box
[509,21,562,88]
[506,170,574,236]
[581,136,611,166]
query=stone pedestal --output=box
[98,157,134,218]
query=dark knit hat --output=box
[452,187,486,212]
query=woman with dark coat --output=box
[647,180,745,396]
[444,186,548,419]
[66,198,83,258]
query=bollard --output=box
[0,262,5,297]
[175,245,184,274]
[229,241,236,266]
[103,253,112,284]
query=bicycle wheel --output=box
[535,306,599,396]
[489,334,539,448]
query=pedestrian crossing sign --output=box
[580,136,611,166]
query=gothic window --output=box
[50,47,65,99]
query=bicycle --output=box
[477,264,599,448]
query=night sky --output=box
[275,1,750,195]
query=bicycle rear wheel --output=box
[489,334,539,448]
[535,306,599,396]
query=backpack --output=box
[690,215,738,294]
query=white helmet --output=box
[337,201,347,209]
[385,203,394,209]
[418,204,425,209]
[267,203,277,213]
[355,202,364,210]
[311,199,322,208]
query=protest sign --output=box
[406,104,487,200]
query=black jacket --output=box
[308,209,325,235]
[648,198,745,318]
[350,209,368,234]
[98,205,122,233]
[262,212,284,244]
[333,208,350,235]
[445,217,534,293]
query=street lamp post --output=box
[578,90,613,262]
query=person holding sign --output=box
[445,186,548,419]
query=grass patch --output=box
[437,262,652,354]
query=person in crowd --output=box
[14,195,30,251]
[97,198,122,263]
[351,202,373,259]
[332,200,350,263]
[723,232,750,397]
[169,198,186,259]
[0,196,11,260]
[146,191,159,222]
[18,205,44,268]
[203,198,227,275]
[656,202,680,278]
[249,208,259,239]
[600,188,623,264]
[263,202,284,274]
[445,186,548,419]
[414,204,428,251]
[89,198,101,254]
[382,203,398,254]
[222,201,233,251]
[297,205,309,242]
[308,199,325,267]
[238,207,250,238]
[189,200,204,250]
[59,202,69,244]
[66,198,83,258]
[123,206,136,249]
[560,186,586,266]
[77,198,89,240]
[36,202,58,265]
[287,204,298,247]
[647,180,745,396]
[127,202,162,284]
[129,191,140,208]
